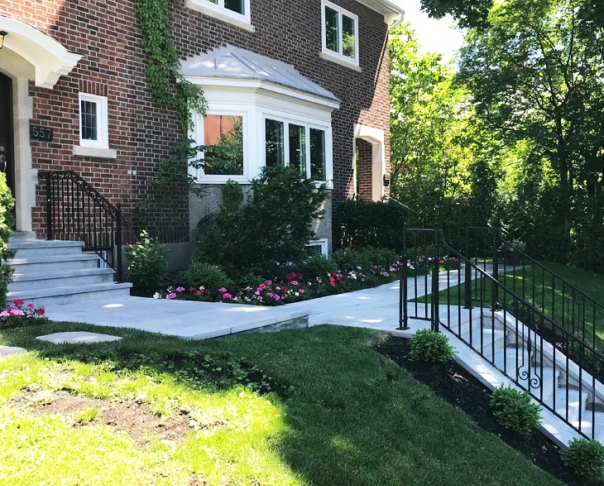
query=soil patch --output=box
[14,390,191,447]
[374,337,584,486]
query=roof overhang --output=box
[356,0,405,28]
[0,16,82,88]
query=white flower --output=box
[153,292,160,299]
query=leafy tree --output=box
[389,23,498,242]
[420,0,493,29]
[457,0,604,267]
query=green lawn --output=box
[417,261,604,351]
[0,323,563,486]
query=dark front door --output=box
[0,73,15,202]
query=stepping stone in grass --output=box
[0,345,27,357]
[36,331,122,344]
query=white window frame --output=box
[186,0,253,31]
[321,0,360,67]
[262,114,330,183]
[189,109,249,184]
[78,93,109,150]
[306,238,329,256]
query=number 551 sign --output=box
[30,125,54,141]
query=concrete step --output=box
[8,282,132,307]
[7,239,85,259]
[9,253,101,274]
[9,268,115,292]
[577,411,604,442]
[555,390,589,427]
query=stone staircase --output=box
[452,309,604,443]
[7,237,132,307]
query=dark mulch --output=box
[374,337,585,486]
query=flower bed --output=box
[0,299,47,329]
[156,262,403,306]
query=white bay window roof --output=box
[180,46,339,185]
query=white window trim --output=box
[78,93,109,150]
[306,238,329,256]
[262,114,332,185]
[189,109,250,185]
[321,0,360,68]
[186,0,254,32]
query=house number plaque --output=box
[30,125,54,142]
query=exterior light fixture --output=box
[0,32,7,49]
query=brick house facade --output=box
[0,0,402,255]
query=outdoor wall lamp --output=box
[0,32,7,49]
[383,174,391,187]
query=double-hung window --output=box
[322,0,359,66]
[187,0,252,29]
[265,118,327,182]
[79,93,108,149]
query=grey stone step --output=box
[9,253,101,273]
[8,282,132,307]
[9,268,115,292]
[8,239,85,259]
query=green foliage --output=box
[489,385,541,436]
[180,262,232,294]
[194,165,328,277]
[420,0,493,29]
[409,329,456,363]
[389,23,498,248]
[299,253,338,279]
[134,0,206,133]
[125,230,169,290]
[0,172,14,308]
[335,198,408,252]
[332,247,399,273]
[222,179,244,212]
[458,0,604,268]
[561,438,604,482]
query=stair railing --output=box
[41,171,136,282]
[399,225,604,440]
[466,226,604,356]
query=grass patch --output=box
[415,261,604,351]
[0,322,565,485]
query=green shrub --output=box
[125,231,168,290]
[0,172,14,309]
[332,247,399,272]
[335,198,408,251]
[489,385,541,436]
[409,329,456,363]
[561,438,604,482]
[299,253,337,279]
[181,262,232,294]
[194,166,328,277]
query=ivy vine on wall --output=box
[135,0,207,133]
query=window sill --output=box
[73,145,117,159]
[186,1,255,32]
[320,52,362,72]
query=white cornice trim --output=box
[0,16,82,88]
[355,0,405,27]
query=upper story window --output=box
[186,0,253,31]
[322,0,359,66]
[79,93,108,149]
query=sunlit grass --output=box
[0,323,564,486]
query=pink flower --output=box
[223,293,232,300]
[167,293,177,300]
[299,289,305,294]
[34,307,45,316]
[0,311,9,317]
[266,280,272,286]
[27,303,34,308]
[13,299,24,307]
[199,286,205,291]
[274,295,280,301]
[176,287,185,293]
[219,287,227,293]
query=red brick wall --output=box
[355,138,373,200]
[2,0,391,237]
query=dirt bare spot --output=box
[14,390,191,447]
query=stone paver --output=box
[36,331,122,344]
[0,345,27,356]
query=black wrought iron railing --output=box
[399,225,604,440]
[465,227,604,355]
[41,171,136,282]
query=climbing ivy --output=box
[135,0,207,133]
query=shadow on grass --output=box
[0,321,567,486]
